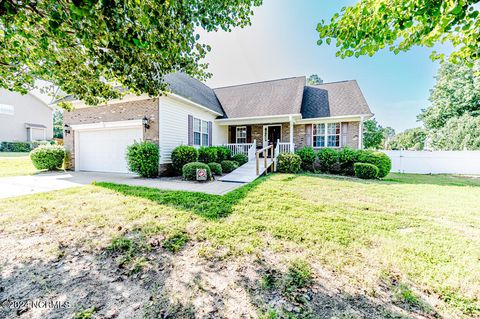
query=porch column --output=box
[358,115,364,149]
[289,116,294,153]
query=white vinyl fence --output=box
[380,150,480,175]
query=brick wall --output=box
[63,98,159,170]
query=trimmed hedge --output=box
[357,150,391,178]
[1,140,52,152]
[317,148,339,173]
[214,146,232,162]
[295,147,316,172]
[29,145,66,170]
[126,141,159,178]
[182,162,212,181]
[171,146,198,174]
[354,163,379,179]
[198,146,218,164]
[221,160,238,173]
[208,162,222,176]
[232,153,248,166]
[338,147,359,176]
[277,153,302,174]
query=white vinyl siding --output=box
[158,96,227,164]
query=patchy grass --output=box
[0,152,40,176]
[0,173,479,317]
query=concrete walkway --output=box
[219,156,275,183]
[0,172,242,199]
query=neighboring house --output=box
[59,73,372,174]
[0,89,54,143]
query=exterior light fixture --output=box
[64,124,71,134]
[142,116,150,129]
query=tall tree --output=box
[382,126,396,149]
[430,114,480,150]
[0,0,261,107]
[53,109,63,139]
[388,128,427,150]
[363,118,384,149]
[418,61,480,130]
[307,74,323,85]
[316,0,480,64]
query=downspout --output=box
[358,115,365,149]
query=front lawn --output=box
[0,152,39,177]
[0,173,479,318]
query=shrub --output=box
[295,147,316,171]
[29,145,66,170]
[198,146,218,164]
[126,141,159,178]
[208,162,222,176]
[354,163,379,179]
[232,153,248,166]
[277,153,302,174]
[221,160,238,173]
[0,140,52,152]
[214,146,232,162]
[182,162,211,181]
[171,146,198,174]
[317,148,339,173]
[338,147,360,176]
[357,150,391,178]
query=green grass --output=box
[0,173,479,317]
[0,152,40,176]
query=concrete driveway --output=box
[0,171,242,199]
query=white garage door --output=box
[77,127,143,173]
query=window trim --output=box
[312,122,341,148]
[192,117,209,146]
[236,126,247,144]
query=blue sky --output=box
[199,0,444,133]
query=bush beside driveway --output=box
[0,173,479,318]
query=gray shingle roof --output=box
[301,80,372,119]
[164,73,224,116]
[213,77,306,118]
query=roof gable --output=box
[301,80,372,119]
[213,77,306,119]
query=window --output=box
[0,104,14,115]
[312,123,341,148]
[236,126,247,144]
[193,117,209,146]
[312,123,325,148]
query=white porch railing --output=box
[278,142,294,154]
[223,140,257,160]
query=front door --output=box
[263,125,281,148]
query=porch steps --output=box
[218,157,273,183]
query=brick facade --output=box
[63,99,159,170]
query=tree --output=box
[430,114,480,150]
[316,0,480,64]
[363,118,384,149]
[418,61,480,130]
[382,126,396,149]
[53,109,63,139]
[307,74,323,85]
[388,128,427,150]
[0,0,261,107]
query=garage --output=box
[73,121,143,173]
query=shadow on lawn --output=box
[96,176,267,220]
[303,172,480,188]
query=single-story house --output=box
[59,73,372,174]
[0,89,53,143]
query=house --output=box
[0,89,54,143]
[60,73,372,174]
